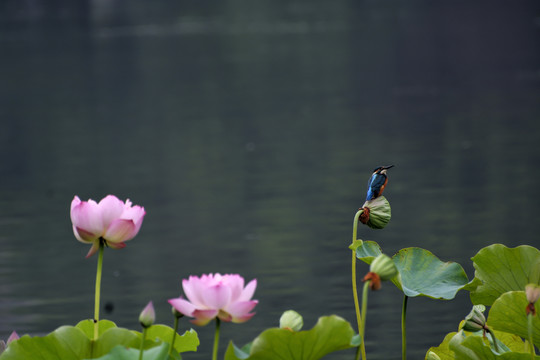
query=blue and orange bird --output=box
[365,165,394,201]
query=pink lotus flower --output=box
[168,273,258,326]
[70,195,145,257]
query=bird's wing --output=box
[366,174,387,200]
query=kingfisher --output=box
[365,165,394,201]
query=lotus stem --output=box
[168,313,180,358]
[212,318,221,360]
[485,327,499,353]
[528,314,535,360]
[352,209,367,360]
[138,327,147,360]
[360,280,371,360]
[402,295,408,360]
[93,240,105,340]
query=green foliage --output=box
[355,242,468,299]
[392,247,469,299]
[447,330,538,360]
[466,244,540,306]
[426,332,458,360]
[427,329,533,360]
[487,291,540,347]
[224,314,360,360]
[146,326,199,354]
[0,320,198,360]
[427,244,540,360]
[76,320,118,338]
[354,240,382,264]
[90,343,170,360]
[349,239,364,252]
[92,328,141,357]
[0,326,91,360]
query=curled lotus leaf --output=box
[354,240,383,265]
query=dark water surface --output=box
[1,1,540,359]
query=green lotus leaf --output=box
[466,244,540,306]
[448,330,539,359]
[90,342,170,360]
[0,320,197,360]
[355,240,383,265]
[75,319,118,339]
[226,343,251,360]
[146,326,199,353]
[392,247,469,299]
[487,291,540,347]
[0,325,91,360]
[349,239,364,252]
[494,331,527,354]
[428,328,530,360]
[425,332,457,360]
[93,328,140,358]
[224,314,360,360]
[92,325,197,359]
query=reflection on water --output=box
[1,1,540,359]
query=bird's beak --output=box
[383,165,395,170]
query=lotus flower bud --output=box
[279,310,303,332]
[6,332,18,344]
[370,254,398,281]
[363,254,398,290]
[525,284,540,315]
[139,301,155,328]
[359,196,391,229]
[0,332,19,355]
[462,305,486,332]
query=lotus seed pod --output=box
[360,196,391,229]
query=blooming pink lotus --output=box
[168,273,258,326]
[70,195,145,257]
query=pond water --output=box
[1,1,540,359]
